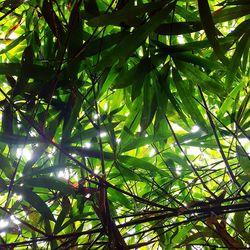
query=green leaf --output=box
[62,91,82,143]
[96,1,175,69]
[67,1,84,79]
[0,177,7,192]
[0,133,40,144]
[54,196,71,234]
[2,103,13,136]
[114,162,141,181]
[113,57,151,89]
[241,35,250,74]
[156,72,189,126]
[80,32,129,58]
[172,224,193,245]
[88,0,172,26]
[119,96,142,148]
[172,68,208,131]
[225,32,250,88]
[234,211,250,244]
[108,188,132,209]
[162,152,190,170]
[172,52,224,71]
[140,76,157,131]
[0,63,55,80]
[15,187,55,221]
[1,0,250,248]
[213,5,250,23]
[21,177,75,195]
[67,123,119,143]
[174,60,225,95]
[236,145,250,174]
[0,153,14,179]
[198,0,227,63]
[175,5,200,21]
[67,147,114,161]
[239,174,250,181]
[119,155,161,176]
[120,134,168,153]
[23,144,51,174]
[156,37,234,54]
[40,0,65,41]
[218,81,245,118]
[0,32,31,55]
[99,66,120,97]
[177,229,219,247]
[84,0,99,17]
[58,213,94,232]
[155,22,202,35]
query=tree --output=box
[0,0,249,249]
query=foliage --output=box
[0,0,249,249]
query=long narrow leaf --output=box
[15,187,55,221]
[198,0,227,63]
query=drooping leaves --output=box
[0,0,250,249]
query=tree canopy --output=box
[0,0,249,249]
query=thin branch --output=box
[198,87,244,191]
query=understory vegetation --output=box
[0,0,250,249]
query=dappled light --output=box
[0,0,249,249]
